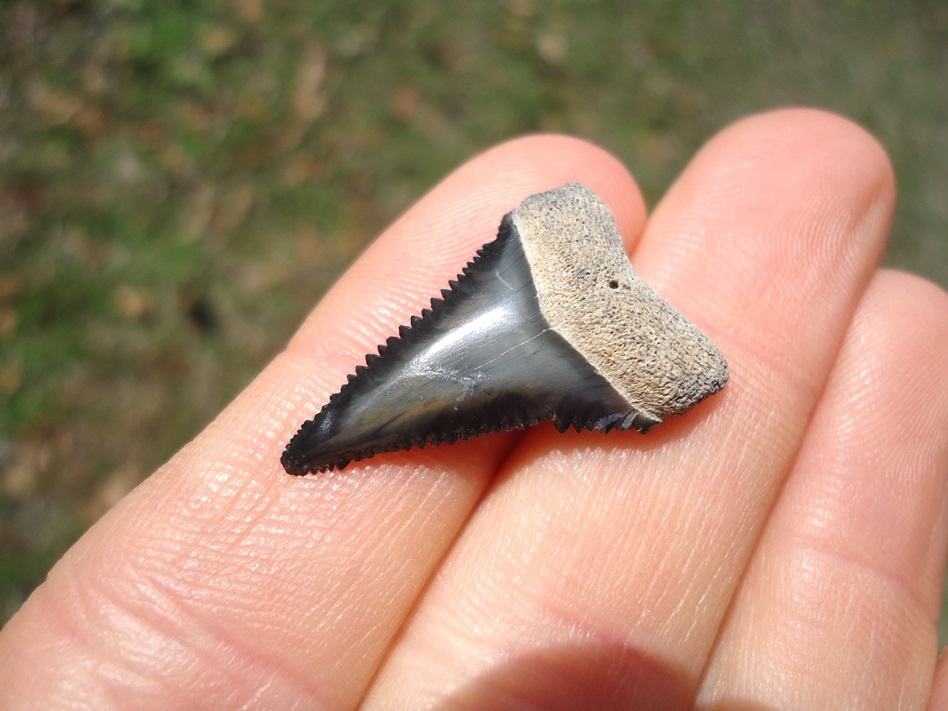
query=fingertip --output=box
[655,108,896,238]
[713,107,895,195]
[470,133,647,232]
[289,134,645,367]
[638,107,898,397]
[868,269,948,342]
[373,133,646,263]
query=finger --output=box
[696,270,948,710]
[930,651,948,710]
[0,136,645,709]
[363,109,896,709]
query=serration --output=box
[282,183,728,475]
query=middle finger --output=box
[362,110,895,709]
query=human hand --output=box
[2,109,947,710]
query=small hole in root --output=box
[608,279,619,289]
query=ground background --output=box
[2,0,947,641]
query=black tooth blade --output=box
[281,217,650,475]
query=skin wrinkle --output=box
[695,271,948,709]
[156,440,448,708]
[454,584,622,690]
[353,455,515,696]
[51,556,290,707]
[813,550,924,705]
[787,534,931,644]
[37,569,98,697]
[481,452,699,654]
[797,295,948,599]
[356,438,535,704]
[696,188,872,644]
[432,498,572,659]
[142,554,322,704]
[798,458,925,583]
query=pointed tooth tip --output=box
[281,442,355,475]
[280,451,310,476]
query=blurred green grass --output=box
[1,0,946,633]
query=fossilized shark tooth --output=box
[282,183,728,475]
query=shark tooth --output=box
[282,183,728,475]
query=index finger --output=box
[0,136,645,709]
